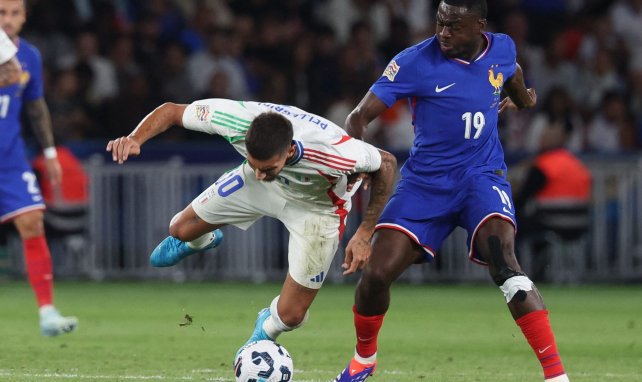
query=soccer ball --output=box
[234,340,293,382]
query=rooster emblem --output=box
[488,65,503,95]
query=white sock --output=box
[263,295,309,339]
[545,374,569,382]
[186,232,214,250]
[354,351,376,365]
[39,304,55,317]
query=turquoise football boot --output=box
[150,229,223,267]
[234,308,274,362]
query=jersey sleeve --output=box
[334,138,383,174]
[0,29,16,64]
[182,98,253,144]
[22,45,44,101]
[503,34,518,79]
[370,51,419,108]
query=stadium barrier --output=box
[4,155,642,284]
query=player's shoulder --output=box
[17,38,42,59]
[392,36,439,65]
[487,32,516,56]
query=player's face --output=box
[0,0,25,40]
[435,2,485,59]
[247,144,296,182]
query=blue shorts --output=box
[0,158,45,223]
[376,171,516,265]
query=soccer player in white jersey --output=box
[106,98,397,358]
[0,27,22,86]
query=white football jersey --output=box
[0,28,17,65]
[182,99,382,207]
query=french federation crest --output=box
[488,64,503,95]
[383,60,400,82]
[195,104,210,122]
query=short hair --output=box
[442,0,488,18]
[246,112,293,160]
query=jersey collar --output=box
[451,32,491,65]
[286,140,304,166]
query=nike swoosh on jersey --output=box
[435,83,456,92]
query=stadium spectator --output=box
[525,87,584,154]
[334,1,570,381]
[514,123,592,282]
[610,0,642,70]
[0,0,77,336]
[106,98,397,365]
[586,92,636,152]
[528,31,581,104]
[57,31,118,105]
[186,27,249,99]
[154,41,195,103]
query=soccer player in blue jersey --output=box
[0,0,77,336]
[334,1,570,381]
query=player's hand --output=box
[44,157,62,187]
[342,230,372,275]
[347,172,371,192]
[499,88,536,113]
[106,136,141,164]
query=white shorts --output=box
[192,163,344,289]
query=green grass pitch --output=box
[0,281,640,381]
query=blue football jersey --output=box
[371,33,517,183]
[0,38,44,167]
[0,38,46,221]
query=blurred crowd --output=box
[18,0,642,155]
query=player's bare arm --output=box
[498,63,537,113]
[345,91,389,139]
[0,56,21,86]
[25,98,62,186]
[345,91,389,191]
[106,102,187,164]
[343,149,397,275]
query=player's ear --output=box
[287,143,296,157]
[477,18,487,29]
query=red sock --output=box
[353,305,385,358]
[23,236,53,307]
[516,310,566,380]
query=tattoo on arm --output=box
[360,151,397,231]
[25,98,56,149]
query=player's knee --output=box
[14,212,45,239]
[361,266,394,292]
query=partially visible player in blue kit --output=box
[0,0,77,336]
[335,1,569,381]
[0,27,21,86]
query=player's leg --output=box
[149,203,225,267]
[238,204,339,355]
[248,274,318,343]
[337,179,455,381]
[0,165,77,336]
[149,204,225,267]
[335,229,424,382]
[13,210,78,336]
[151,164,275,267]
[467,173,569,381]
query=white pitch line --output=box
[0,371,327,382]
